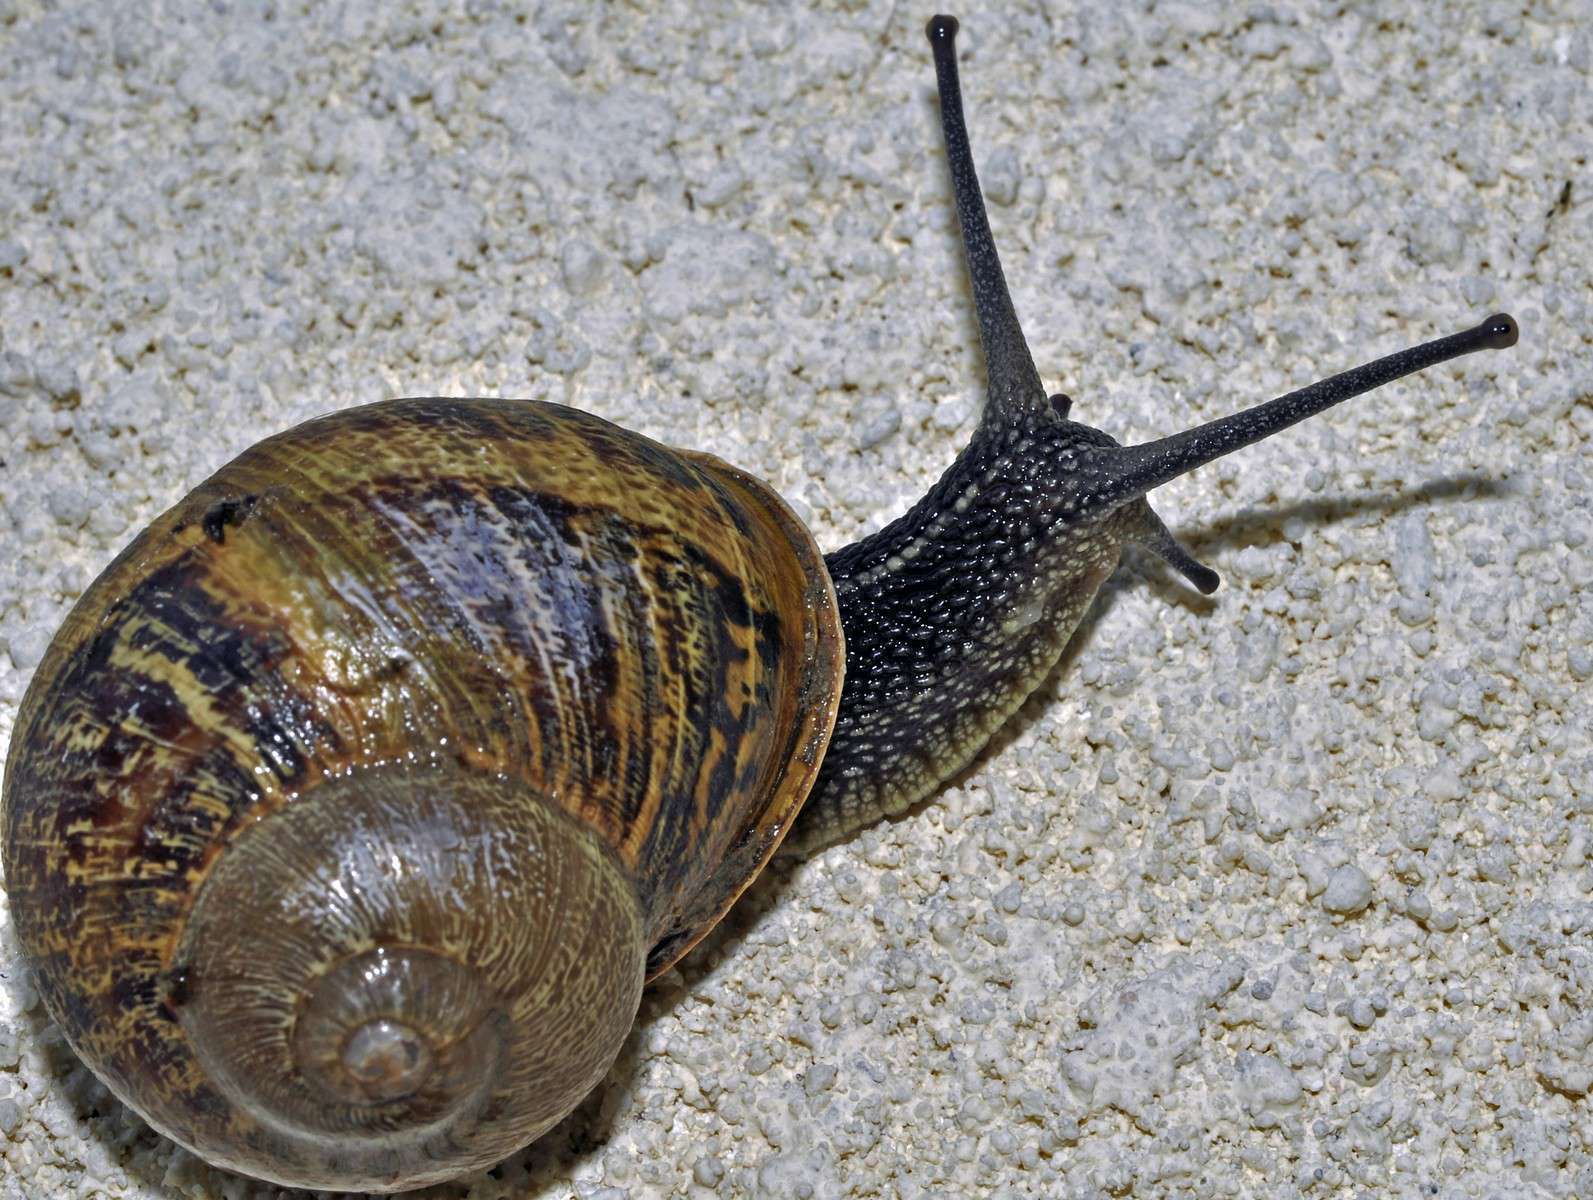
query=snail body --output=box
[1,14,1517,1194]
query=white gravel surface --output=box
[1,1,1589,1198]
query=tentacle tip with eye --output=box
[1477,312,1519,350]
[1184,562,1221,595]
[926,14,959,44]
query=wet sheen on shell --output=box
[0,399,843,1192]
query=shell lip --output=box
[643,447,846,980]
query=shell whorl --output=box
[1,398,842,1191]
[171,766,643,1188]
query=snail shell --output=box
[1,398,842,1191]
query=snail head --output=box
[922,14,1517,595]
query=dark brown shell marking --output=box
[1,397,842,1177]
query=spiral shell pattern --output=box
[2,399,842,1190]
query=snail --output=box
[0,13,1518,1195]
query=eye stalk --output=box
[925,12,1046,422]
[1097,312,1522,509]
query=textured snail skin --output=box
[782,18,1519,853]
[0,399,841,1191]
[794,420,1147,851]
